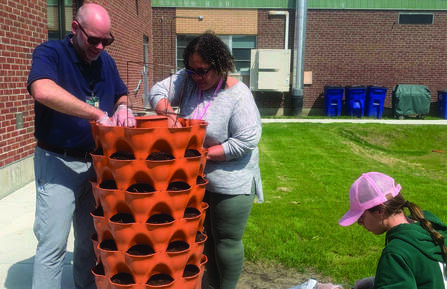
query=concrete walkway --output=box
[1,118,446,289]
[0,181,75,289]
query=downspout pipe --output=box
[268,11,289,49]
[292,0,307,115]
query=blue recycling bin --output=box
[324,86,344,117]
[438,90,447,119]
[365,86,387,118]
[345,86,366,118]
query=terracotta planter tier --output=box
[92,252,207,289]
[90,117,207,160]
[91,202,207,252]
[91,152,207,192]
[91,180,207,222]
[93,249,207,288]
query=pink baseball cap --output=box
[338,172,402,226]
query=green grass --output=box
[244,123,447,285]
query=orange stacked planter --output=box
[89,116,208,289]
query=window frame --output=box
[176,34,257,75]
[47,0,78,40]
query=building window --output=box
[47,0,76,40]
[176,34,257,76]
[176,35,194,71]
[398,13,434,25]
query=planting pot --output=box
[90,117,208,289]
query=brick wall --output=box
[256,9,447,115]
[176,9,257,35]
[152,8,176,83]
[258,9,289,49]
[152,8,260,84]
[0,0,46,167]
[0,0,152,169]
[256,9,295,114]
[304,10,447,115]
[86,0,152,108]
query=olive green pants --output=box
[203,190,255,289]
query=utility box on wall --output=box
[250,49,291,92]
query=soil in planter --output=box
[183,207,200,218]
[183,264,200,278]
[146,273,174,286]
[196,176,207,185]
[126,244,155,256]
[110,151,135,160]
[126,183,155,193]
[166,240,189,252]
[92,206,104,217]
[92,262,105,276]
[110,213,135,223]
[111,273,135,285]
[99,239,118,251]
[184,149,201,158]
[167,181,190,191]
[99,180,117,190]
[195,231,206,243]
[146,151,175,161]
[146,213,174,224]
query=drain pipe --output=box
[268,11,289,49]
[292,0,307,115]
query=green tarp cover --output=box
[392,84,431,117]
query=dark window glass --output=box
[233,48,251,61]
[399,13,433,25]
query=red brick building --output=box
[151,2,447,117]
[0,0,152,197]
[2,0,447,196]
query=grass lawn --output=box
[244,122,447,286]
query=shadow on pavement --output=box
[4,252,75,289]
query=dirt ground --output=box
[235,261,330,289]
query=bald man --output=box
[27,3,134,289]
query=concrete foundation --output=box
[0,156,34,199]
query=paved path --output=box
[0,182,75,289]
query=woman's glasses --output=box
[76,20,115,47]
[185,66,213,77]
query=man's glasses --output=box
[185,66,213,77]
[76,20,115,47]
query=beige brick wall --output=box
[176,9,257,35]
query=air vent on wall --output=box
[250,49,291,92]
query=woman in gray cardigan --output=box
[149,31,263,289]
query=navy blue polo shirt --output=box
[27,34,128,151]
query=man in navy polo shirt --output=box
[27,3,134,289]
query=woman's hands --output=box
[155,98,182,128]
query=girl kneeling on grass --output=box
[339,172,447,289]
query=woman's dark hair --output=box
[183,31,235,76]
[368,193,447,266]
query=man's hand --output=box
[96,112,113,126]
[112,104,136,127]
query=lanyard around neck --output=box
[192,78,223,120]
